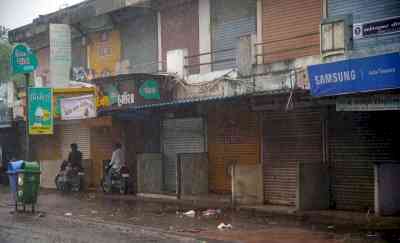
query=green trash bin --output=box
[16,161,41,212]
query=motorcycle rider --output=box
[109,142,123,172]
[67,143,83,170]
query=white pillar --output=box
[157,11,163,72]
[199,0,211,74]
[256,0,263,65]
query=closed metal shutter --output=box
[211,0,256,71]
[120,12,158,74]
[90,127,113,187]
[263,109,322,206]
[327,0,400,51]
[329,111,399,211]
[208,103,259,193]
[262,0,320,63]
[162,118,205,192]
[60,123,91,161]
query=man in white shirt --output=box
[110,142,124,172]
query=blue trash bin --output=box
[7,161,24,211]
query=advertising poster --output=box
[28,87,53,135]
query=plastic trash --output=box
[217,223,233,230]
[64,212,72,216]
[183,210,196,217]
[202,209,221,216]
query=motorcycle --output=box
[101,160,130,195]
[55,161,85,192]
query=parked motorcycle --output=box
[101,160,130,195]
[55,161,85,192]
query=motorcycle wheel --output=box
[119,179,128,195]
[55,175,61,191]
[101,178,111,193]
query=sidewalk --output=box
[0,186,398,243]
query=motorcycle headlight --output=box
[18,174,24,186]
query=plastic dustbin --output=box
[7,161,41,212]
[17,162,41,212]
[7,160,24,210]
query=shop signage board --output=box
[337,94,400,111]
[94,74,173,111]
[60,95,96,120]
[49,24,71,87]
[10,44,38,74]
[353,16,400,40]
[28,87,53,135]
[308,52,400,97]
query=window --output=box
[321,21,345,55]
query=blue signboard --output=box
[308,52,400,97]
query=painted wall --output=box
[161,0,200,74]
[88,30,121,78]
[120,11,158,74]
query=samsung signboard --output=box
[308,52,400,97]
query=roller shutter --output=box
[211,0,256,71]
[328,111,399,211]
[208,103,259,193]
[60,123,90,160]
[262,0,320,63]
[263,109,323,206]
[162,118,205,193]
[90,127,113,187]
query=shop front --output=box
[308,52,400,214]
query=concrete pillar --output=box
[198,0,211,74]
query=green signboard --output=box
[139,80,160,100]
[10,44,38,74]
[28,88,53,135]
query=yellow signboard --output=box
[88,30,121,78]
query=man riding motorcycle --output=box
[55,143,85,192]
[102,142,130,194]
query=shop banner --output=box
[337,94,400,111]
[50,24,71,87]
[60,95,96,120]
[353,16,400,40]
[28,88,53,135]
[308,52,400,97]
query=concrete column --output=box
[199,0,211,74]
[157,11,163,72]
[256,0,263,65]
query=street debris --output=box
[327,225,335,230]
[217,223,233,230]
[36,212,46,218]
[183,210,196,218]
[91,210,98,214]
[64,212,72,217]
[202,209,221,217]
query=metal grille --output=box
[162,118,205,192]
[262,109,323,206]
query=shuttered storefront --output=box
[262,109,323,206]
[328,0,400,51]
[262,0,320,63]
[60,123,90,160]
[210,0,256,71]
[162,118,205,192]
[328,111,399,211]
[90,127,113,187]
[120,11,158,74]
[208,102,259,193]
[160,0,199,74]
